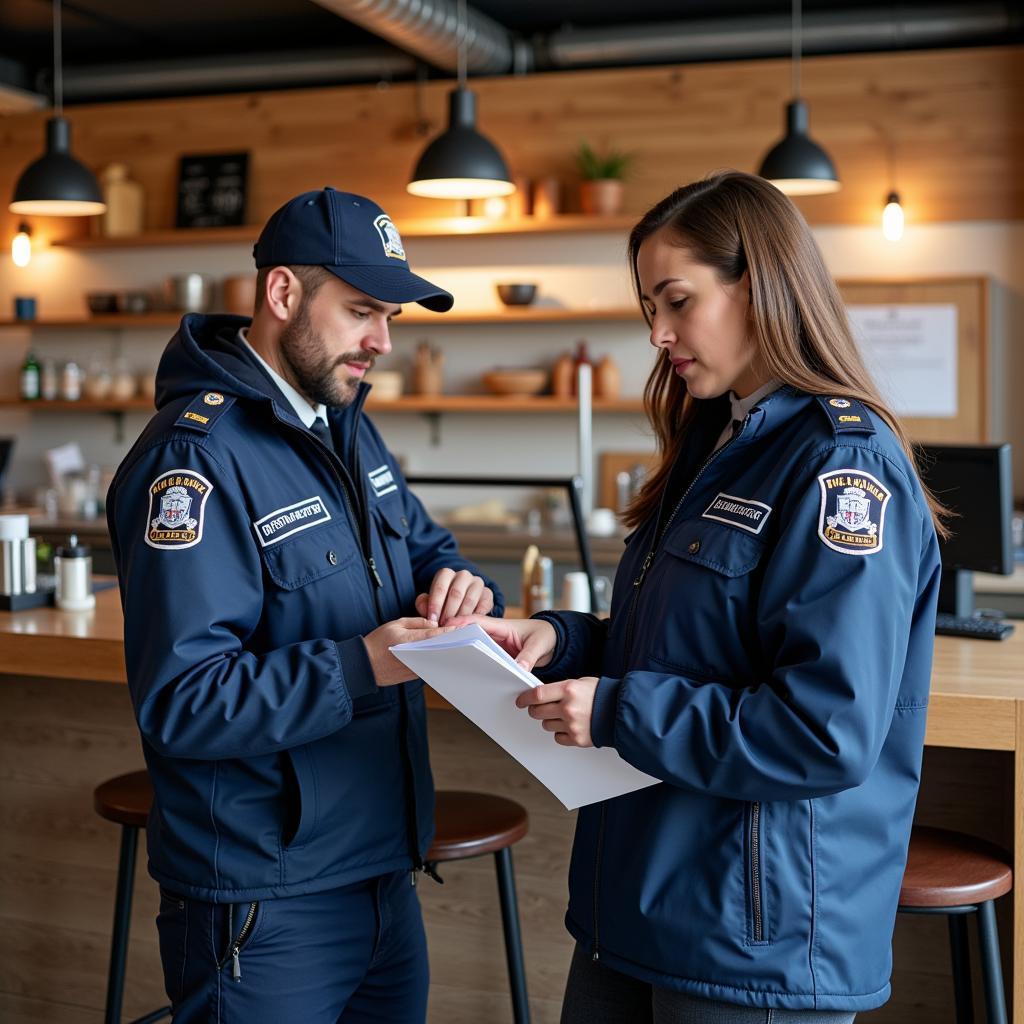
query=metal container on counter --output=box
[164,273,215,313]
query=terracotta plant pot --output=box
[580,179,624,216]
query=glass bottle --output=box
[20,351,40,400]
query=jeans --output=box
[561,945,857,1024]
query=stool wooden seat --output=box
[427,791,531,1024]
[901,826,1012,908]
[93,770,169,1024]
[94,770,153,829]
[899,826,1012,1024]
[427,790,529,861]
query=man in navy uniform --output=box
[107,187,503,1022]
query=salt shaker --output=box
[55,534,95,611]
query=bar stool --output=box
[898,825,1012,1024]
[93,770,170,1024]
[426,790,531,1024]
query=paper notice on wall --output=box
[847,304,958,418]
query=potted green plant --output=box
[575,142,633,216]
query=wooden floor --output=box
[0,675,1014,1022]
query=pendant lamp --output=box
[757,0,840,196]
[407,0,514,201]
[9,0,105,217]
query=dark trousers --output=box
[156,870,428,1023]
[561,945,857,1024]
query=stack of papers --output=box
[390,624,659,810]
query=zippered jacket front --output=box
[107,314,503,902]
[536,387,941,1011]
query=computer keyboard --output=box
[935,613,1016,641]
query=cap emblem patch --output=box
[373,215,406,261]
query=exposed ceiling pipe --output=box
[543,5,1017,68]
[310,0,524,74]
[57,49,417,101]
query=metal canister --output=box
[19,537,36,594]
[0,538,22,595]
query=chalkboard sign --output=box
[175,152,249,228]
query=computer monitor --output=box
[0,438,12,496]
[916,443,1014,616]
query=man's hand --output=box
[515,677,600,747]
[363,617,455,686]
[415,568,494,625]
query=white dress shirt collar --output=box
[238,329,327,429]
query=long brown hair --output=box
[623,171,949,538]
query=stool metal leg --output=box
[494,847,530,1024]
[105,824,138,1024]
[976,900,1008,1024]
[948,913,974,1024]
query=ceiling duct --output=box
[311,0,522,74]
[544,5,1017,67]
[58,48,417,101]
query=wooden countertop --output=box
[0,584,1020,707]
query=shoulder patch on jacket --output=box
[145,469,214,549]
[174,391,236,433]
[815,395,875,435]
[817,468,890,555]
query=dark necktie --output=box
[309,417,336,456]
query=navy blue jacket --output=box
[107,314,502,902]
[537,387,940,1011]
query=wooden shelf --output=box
[0,314,182,329]
[0,307,639,329]
[0,398,153,412]
[0,396,643,415]
[49,215,636,250]
[366,396,644,414]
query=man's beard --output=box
[279,303,373,408]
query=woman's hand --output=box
[516,677,600,747]
[446,614,558,671]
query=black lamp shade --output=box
[10,117,106,216]
[408,88,515,200]
[757,100,840,196]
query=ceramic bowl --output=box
[495,283,537,306]
[481,368,548,396]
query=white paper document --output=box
[390,624,659,810]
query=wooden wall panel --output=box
[0,46,1021,248]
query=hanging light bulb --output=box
[11,223,32,267]
[407,0,514,201]
[882,191,904,241]
[9,0,105,217]
[757,0,840,196]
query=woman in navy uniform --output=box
[464,171,944,1023]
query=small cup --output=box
[587,506,618,537]
[561,570,591,612]
[13,296,36,321]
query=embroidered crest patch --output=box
[373,215,406,261]
[702,492,772,535]
[145,470,214,550]
[367,464,397,499]
[817,468,891,556]
[253,496,331,547]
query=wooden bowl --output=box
[365,370,403,400]
[481,368,548,396]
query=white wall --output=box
[0,220,1020,510]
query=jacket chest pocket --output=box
[643,520,767,677]
[373,498,416,608]
[259,522,359,591]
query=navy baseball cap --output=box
[253,187,454,313]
